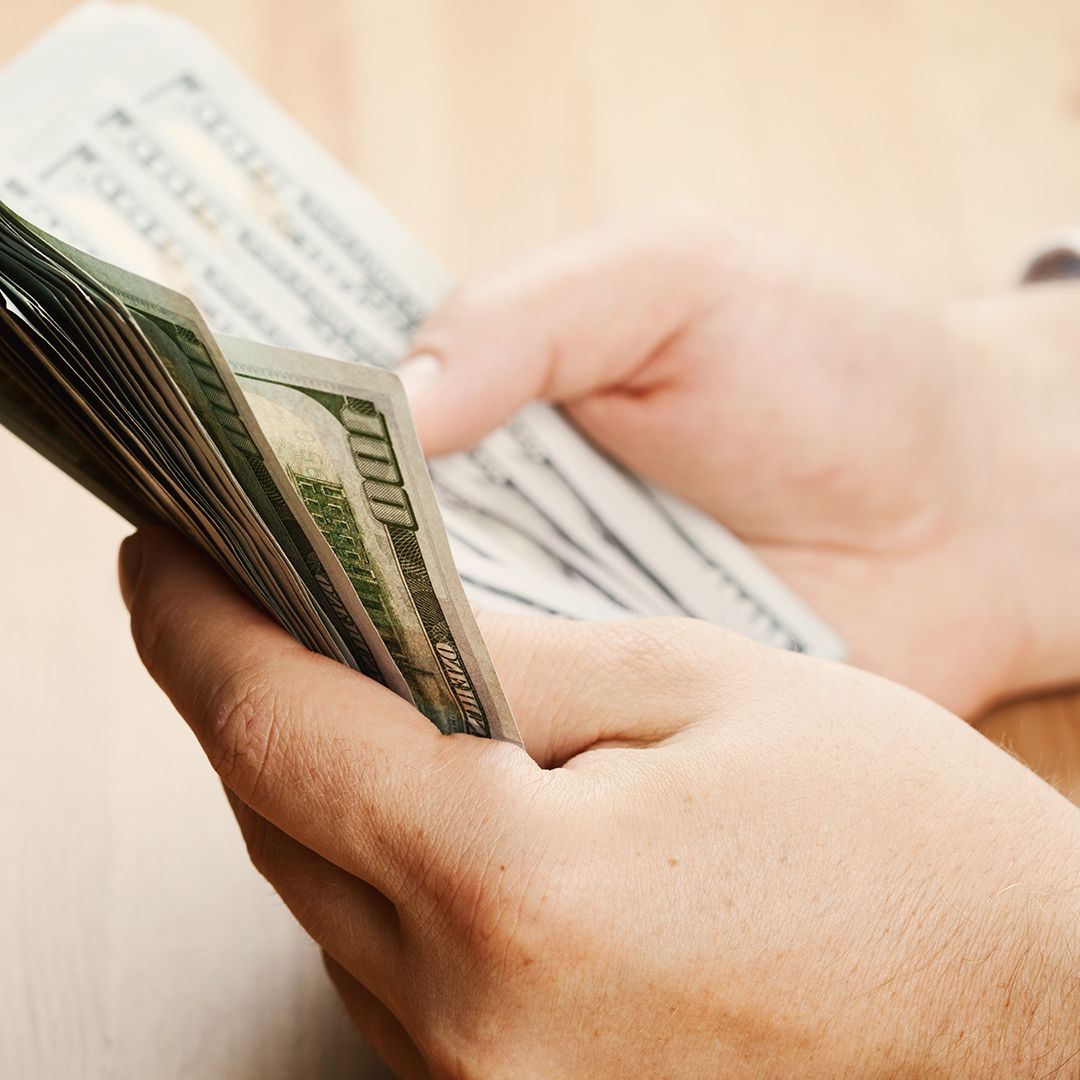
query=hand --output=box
[119,528,1079,1079]
[401,206,1080,715]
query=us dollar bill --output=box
[0,201,520,743]
[0,2,847,707]
[221,335,518,741]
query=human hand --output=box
[400,207,1080,715]
[119,528,1080,1079]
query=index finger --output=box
[120,527,536,897]
[401,205,730,455]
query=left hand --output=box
[401,209,1080,715]
[119,528,1080,1079]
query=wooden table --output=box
[2,2,1078,1076]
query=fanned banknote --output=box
[0,203,519,742]
[0,3,847,747]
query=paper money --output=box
[224,335,516,738]
[0,201,520,742]
[0,2,848,737]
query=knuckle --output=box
[425,1038,536,1080]
[420,837,599,1078]
[601,617,699,680]
[204,659,282,809]
[440,829,589,969]
[401,741,525,891]
[602,617,674,670]
[599,618,764,724]
[607,617,754,676]
[687,619,763,671]
[440,853,525,960]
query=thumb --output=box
[399,205,729,455]
[477,610,751,768]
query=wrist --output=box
[957,812,1080,1076]
[884,791,1080,1077]
[947,286,1080,704]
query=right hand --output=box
[401,206,1080,716]
[121,527,1080,1079]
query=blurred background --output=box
[2,2,1079,1077]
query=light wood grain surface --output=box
[2,2,1078,1077]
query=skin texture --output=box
[405,207,1080,716]
[120,528,1078,1078]
[119,211,1080,1076]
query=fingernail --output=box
[397,351,442,409]
[118,532,145,613]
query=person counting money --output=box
[120,207,1080,1077]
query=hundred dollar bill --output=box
[0,2,847,661]
[221,335,518,740]
[0,201,520,742]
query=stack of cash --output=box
[0,3,843,743]
[0,203,520,741]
